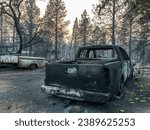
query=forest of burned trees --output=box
[0,0,150,62]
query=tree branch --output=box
[22,39,44,49]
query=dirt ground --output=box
[0,66,150,113]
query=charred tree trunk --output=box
[55,0,58,60]
[112,0,116,46]
[129,20,132,59]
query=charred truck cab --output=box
[41,45,132,103]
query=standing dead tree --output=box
[0,0,43,54]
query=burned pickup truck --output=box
[41,45,133,103]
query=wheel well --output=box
[29,63,38,69]
[121,75,124,82]
[31,63,38,66]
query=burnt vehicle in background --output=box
[41,45,133,103]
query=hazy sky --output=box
[36,0,98,32]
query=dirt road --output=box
[0,67,150,113]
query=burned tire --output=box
[117,78,125,99]
[110,78,125,101]
[29,64,37,70]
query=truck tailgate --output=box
[45,63,107,92]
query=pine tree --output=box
[91,26,106,45]
[43,0,69,60]
[79,10,92,46]
[21,0,41,55]
[119,20,129,45]
[93,0,126,44]
[72,17,79,56]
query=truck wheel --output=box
[111,79,125,101]
[117,78,125,99]
[29,64,37,70]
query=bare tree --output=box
[0,0,43,54]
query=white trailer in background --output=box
[0,55,46,69]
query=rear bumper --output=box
[41,84,111,103]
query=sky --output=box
[36,0,98,32]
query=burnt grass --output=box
[107,76,150,113]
